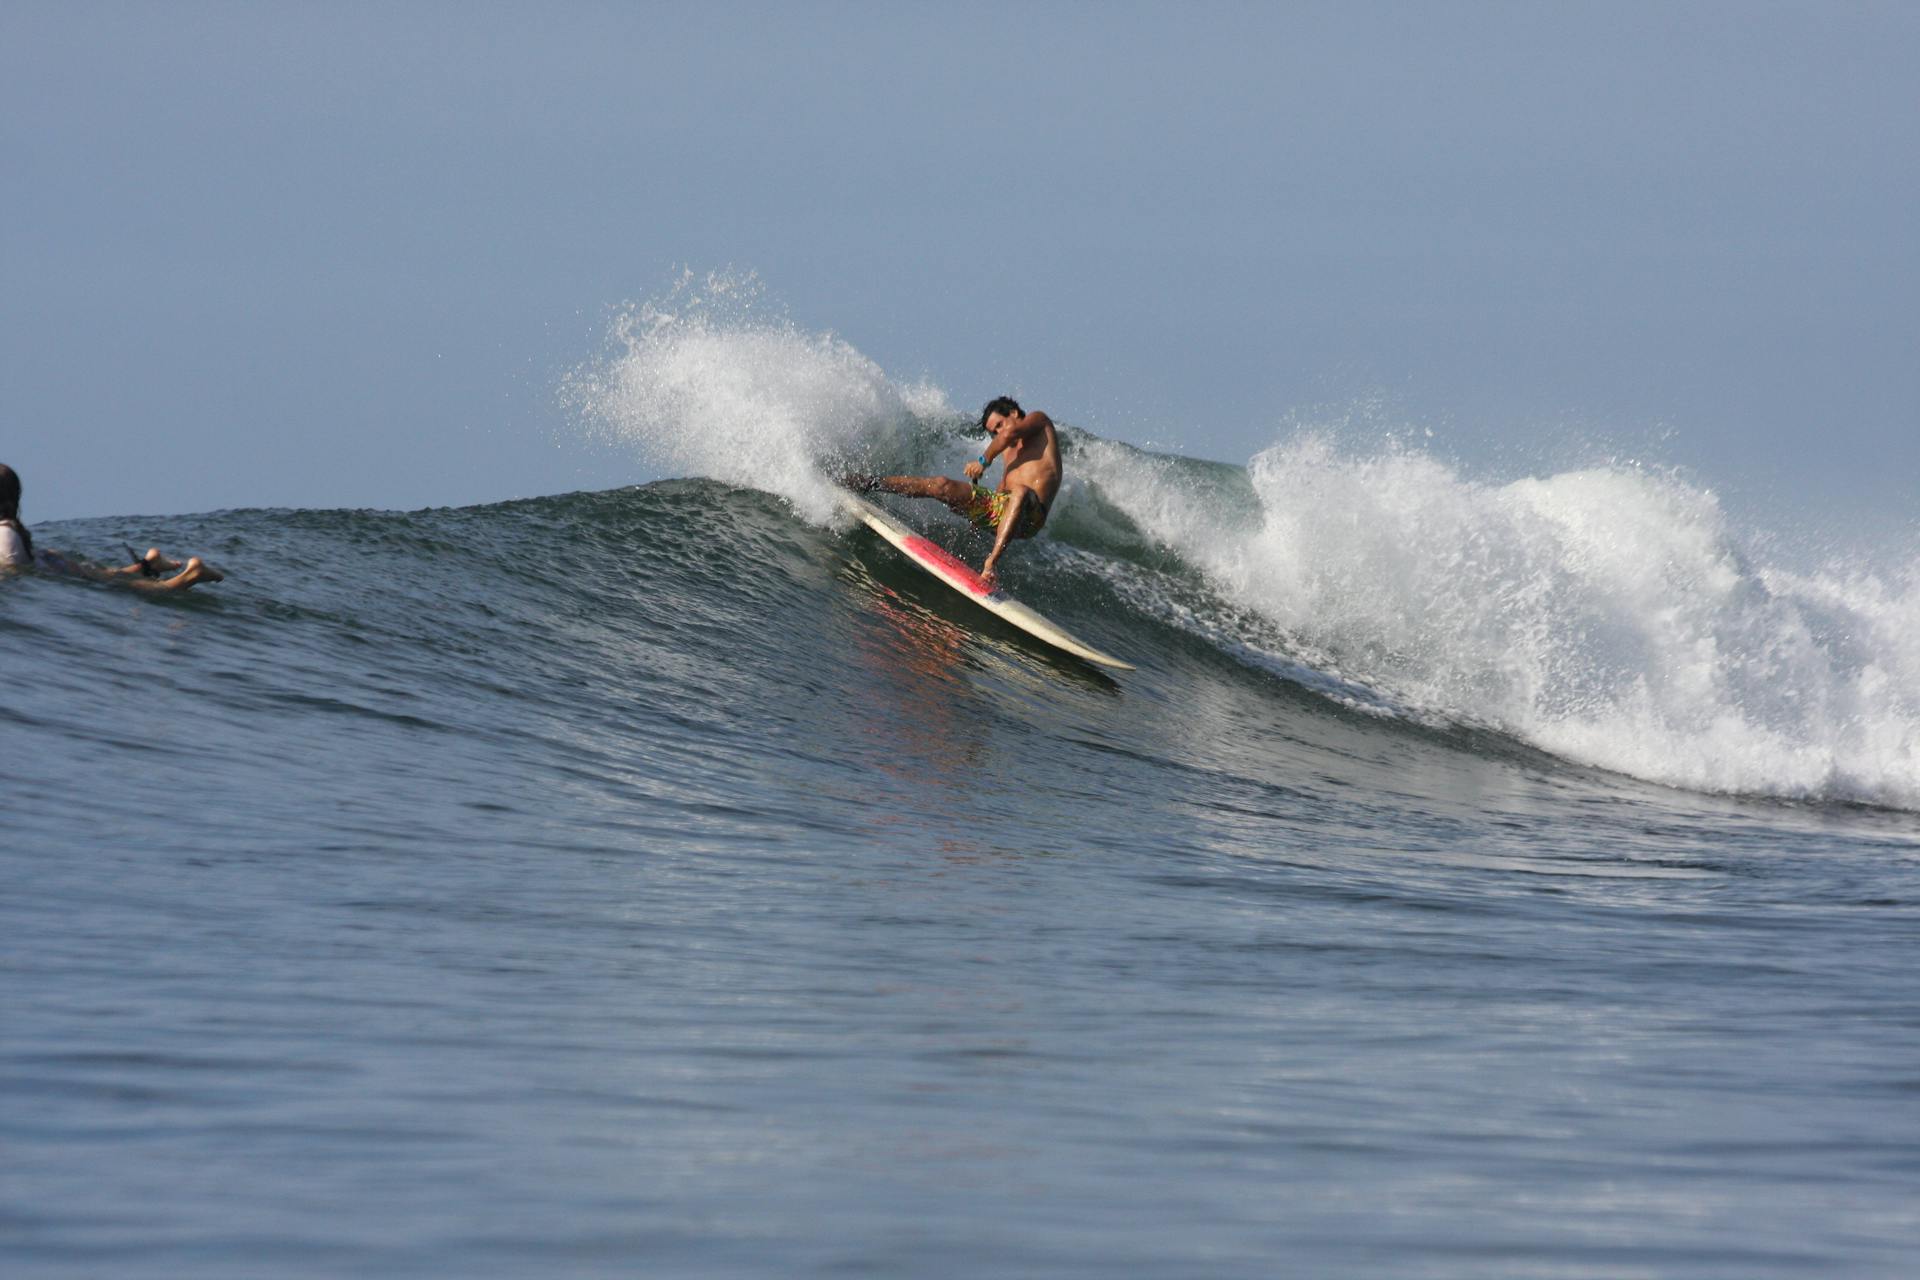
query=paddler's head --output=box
[0,464,20,521]
[979,396,1021,436]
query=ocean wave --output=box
[565,280,1920,809]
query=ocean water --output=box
[6,305,1920,1277]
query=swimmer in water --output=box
[0,463,224,592]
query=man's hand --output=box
[963,459,985,483]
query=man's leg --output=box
[868,475,976,518]
[122,557,223,592]
[979,487,1031,587]
[99,547,185,579]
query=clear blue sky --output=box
[3,1,1914,532]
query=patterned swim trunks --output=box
[964,486,1048,539]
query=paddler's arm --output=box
[965,410,1052,482]
[979,488,1029,589]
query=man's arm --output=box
[966,409,1052,482]
[984,411,1050,465]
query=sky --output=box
[2,1,1914,535]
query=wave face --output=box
[569,291,1920,811]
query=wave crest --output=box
[563,271,952,524]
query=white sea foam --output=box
[1082,433,1920,808]
[564,271,951,525]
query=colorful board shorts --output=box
[965,486,1048,539]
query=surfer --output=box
[851,396,1060,588]
[0,464,225,592]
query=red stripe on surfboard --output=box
[902,535,990,596]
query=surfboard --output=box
[841,491,1135,670]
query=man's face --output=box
[985,412,1011,436]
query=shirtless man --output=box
[854,396,1062,588]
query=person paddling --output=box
[851,396,1061,588]
[0,463,224,592]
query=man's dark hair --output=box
[979,396,1021,433]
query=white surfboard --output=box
[841,492,1135,670]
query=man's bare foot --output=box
[842,472,881,493]
[165,557,224,589]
